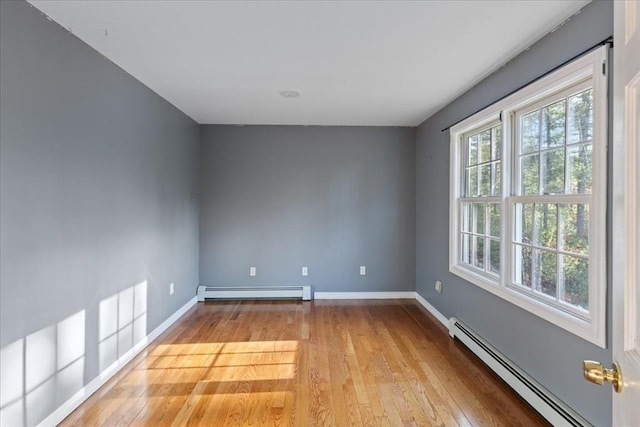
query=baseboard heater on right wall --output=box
[448,318,591,427]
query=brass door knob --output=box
[583,360,623,393]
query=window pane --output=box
[489,203,500,238]
[521,111,540,154]
[521,154,539,195]
[560,204,589,254]
[489,239,500,274]
[466,166,478,197]
[461,233,471,265]
[492,125,502,161]
[491,162,501,196]
[562,255,589,310]
[568,89,593,144]
[540,250,557,298]
[541,148,565,195]
[541,100,566,149]
[475,236,485,269]
[467,134,478,166]
[567,144,592,194]
[479,164,491,196]
[517,203,534,244]
[474,203,486,234]
[531,249,542,292]
[461,203,471,232]
[533,203,557,249]
[479,129,491,164]
[518,245,533,288]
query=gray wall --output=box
[415,1,613,425]
[0,2,199,426]
[0,0,615,425]
[200,125,415,293]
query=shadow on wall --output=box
[0,281,148,427]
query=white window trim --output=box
[450,109,503,290]
[449,46,607,347]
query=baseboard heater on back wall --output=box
[197,285,312,302]
[448,318,591,427]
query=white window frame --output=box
[449,47,607,347]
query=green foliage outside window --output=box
[516,89,593,310]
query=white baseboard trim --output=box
[314,291,416,300]
[37,296,197,427]
[413,292,448,327]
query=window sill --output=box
[450,263,605,348]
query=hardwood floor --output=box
[62,299,549,426]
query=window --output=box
[460,122,502,278]
[449,47,607,347]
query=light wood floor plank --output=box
[61,300,549,426]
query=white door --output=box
[612,1,640,426]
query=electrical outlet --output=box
[302,266,308,276]
[169,283,175,295]
[435,280,443,293]
[360,266,366,275]
[250,267,256,276]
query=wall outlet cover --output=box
[435,280,443,293]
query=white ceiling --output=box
[28,0,590,126]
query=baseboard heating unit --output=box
[197,285,312,302]
[448,318,591,427]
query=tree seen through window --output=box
[515,89,593,310]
